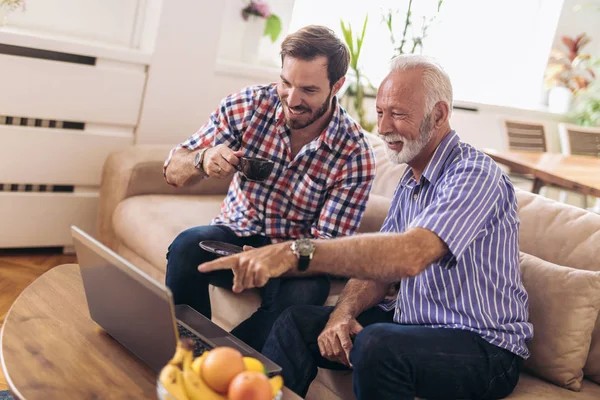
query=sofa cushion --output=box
[112,194,224,271]
[210,279,348,331]
[508,374,600,399]
[520,253,600,391]
[357,194,392,233]
[516,190,600,384]
[516,189,600,273]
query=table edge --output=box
[0,264,79,400]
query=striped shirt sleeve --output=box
[409,154,503,261]
[312,145,375,238]
[163,87,257,178]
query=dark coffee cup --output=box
[236,156,274,181]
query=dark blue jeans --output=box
[165,225,330,352]
[262,305,521,400]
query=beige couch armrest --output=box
[96,145,231,249]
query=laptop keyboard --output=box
[177,323,211,357]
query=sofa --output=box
[97,133,600,399]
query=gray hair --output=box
[389,54,453,116]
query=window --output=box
[289,0,564,109]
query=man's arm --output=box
[200,227,448,293]
[164,148,206,187]
[332,279,390,318]
[317,279,390,366]
[308,229,448,280]
[165,145,244,187]
[163,88,256,187]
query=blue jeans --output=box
[262,305,521,399]
[165,225,330,351]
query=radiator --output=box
[0,37,149,248]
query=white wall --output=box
[6,0,145,48]
[135,0,597,146]
[135,0,289,145]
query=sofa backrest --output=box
[516,189,600,271]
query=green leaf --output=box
[264,14,282,42]
[355,14,368,62]
[340,19,354,56]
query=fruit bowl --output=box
[157,340,284,400]
[156,379,283,400]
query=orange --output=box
[200,347,245,394]
[228,371,273,400]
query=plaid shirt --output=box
[164,84,375,242]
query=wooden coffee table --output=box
[0,264,302,399]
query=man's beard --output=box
[284,91,332,130]
[384,114,434,165]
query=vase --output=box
[240,16,265,65]
[548,86,573,114]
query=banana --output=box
[159,364,189,400]
[243,356,266,373]
[270,375,284,397]
[182,368,227,400]
[168,338,194,367]
[191,351,209,376]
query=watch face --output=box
[194,151,201,168]
[296,238,314,256]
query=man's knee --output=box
[273,305,311,329]
[167,227,201,261]
[351,323,392,368]
[280,277,331,307]
[272,305,331,338]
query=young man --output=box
[200,55,533,399]
[163,25,375,352]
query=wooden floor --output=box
[0,248,77,392]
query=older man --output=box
[200,55,533,399]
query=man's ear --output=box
[331,76,346,97]
[433,101,450,128]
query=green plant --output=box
[340,15,375,132]
[383,0,444,56]
[569,82,600,127]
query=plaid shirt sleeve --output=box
[311,144,376,238]
[163,87,257,181]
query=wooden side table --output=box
[0,264,302,399]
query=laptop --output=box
[71,226,282,375]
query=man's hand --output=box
[318,312,363,367]
[199,242,297,293]
[202,145,243,178]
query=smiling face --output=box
[277,56,343,130]
[376,69,435,165]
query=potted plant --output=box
[382,0,444,56]
[544,33,597,113]
[239,1,282,64]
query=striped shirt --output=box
[164,84,376,242]
[379,130,533,358]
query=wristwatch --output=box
[193,148,209,172]
[291,238,315,272]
